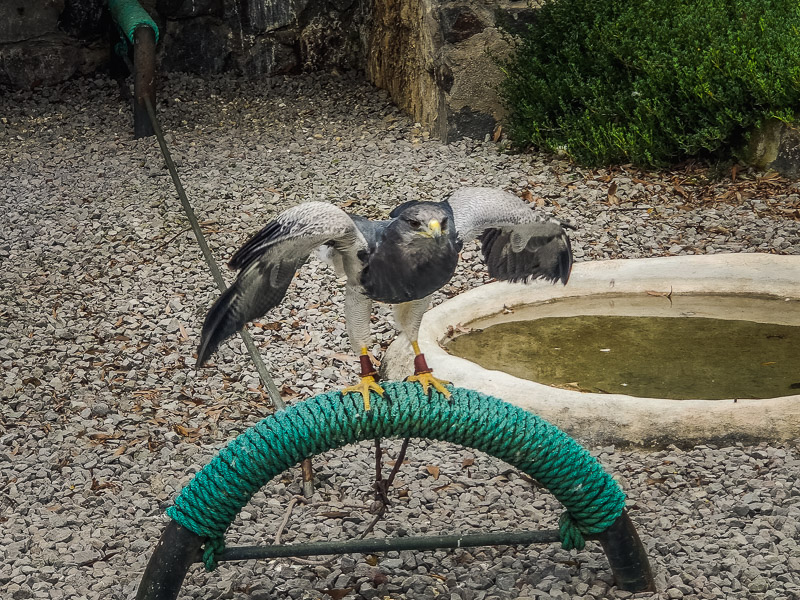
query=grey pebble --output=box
[90,402,110,418]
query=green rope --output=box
[166,382,626,571]
[108,0,160,43]
[201,537,225,572]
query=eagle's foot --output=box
[342,375,385,412]
[406,370,452,399]
[343,352,384,411]
[406,351,451,398]
[342,375,385,411]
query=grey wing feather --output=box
[445,187,574,285]
[197,202,366,366]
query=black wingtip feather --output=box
[228,220,285,270]
[196,285,242,367]
[480,228,573,286]
[559,234,574,285]
[197,259,299,367]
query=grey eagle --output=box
[197,187,574,408]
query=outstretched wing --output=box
[197,202,367,366]
[445,187,574,285]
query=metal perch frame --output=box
[136,383,656,599]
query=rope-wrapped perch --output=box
[166,382,627,570]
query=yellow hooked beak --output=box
[423,219,442,238]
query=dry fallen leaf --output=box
[90,478,116,493]
[645,287,673,303]
[281,385,299,398]
[607,181,619,205]
[554,382,591,392]
[319,511,350,519]
[322,588,353,600]
[492,124,503,142]
[461,457,475,469]
[426,465,440,480]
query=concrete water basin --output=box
[383,254,800,446]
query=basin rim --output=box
[390,254,800,446]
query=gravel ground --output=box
[1,71,799,600]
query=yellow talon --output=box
[406,371,452,399]
[407,343,451,398]
[343,375,385,411]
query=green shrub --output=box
[499,0,800,167]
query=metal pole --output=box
[142,91,309,496]
[142,97,285,410]
[215,528,564,563]
[595,509,656,592]
[135,522,564,600]
[301,459,314,498]
[133,26,156,138]
[135,514,655,600]
[136,522,203,600]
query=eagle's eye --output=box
[407,218,421,228]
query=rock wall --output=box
[0,0,531,143]
[741,119,800,179]
[0,0,366,88]
[1,0,535,143]
[366,0,446,138]
[154,0,365,77]
[0,0,110,89]
[366,0,540,141]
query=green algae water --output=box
[446,299,800,400]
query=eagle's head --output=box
[393,202,453,243]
